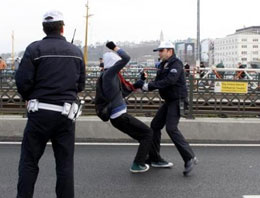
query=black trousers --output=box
[17,110,75,198]
[110,113,153,165]
[149,100,195,163]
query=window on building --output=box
[241,58,247,61]
[253,58,259,61]
[253,45,259,48]
[241,51,247,55]
[253,39,259,42]
[253,51,259,55]
[242,39,247,42]
[242,45,247,48]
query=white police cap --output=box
[153,41,175,52]
[43,10,64,23]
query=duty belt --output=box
[27,99,85,121]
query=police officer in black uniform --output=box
[15,10,85,198]
[142,41,197,176]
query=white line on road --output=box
[2,142,260,147]
[243,196,260,198]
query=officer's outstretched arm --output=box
[15,47,35,100]
[148,63,182,91]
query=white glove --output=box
[142,83,149,91]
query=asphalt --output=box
[1,144,260,198]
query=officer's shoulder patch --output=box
[170,68,178,73]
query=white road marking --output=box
[1,142,260,147]
[243,196,260,198]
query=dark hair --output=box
[166,48,175,54]
[42,21,64,35]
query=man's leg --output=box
[165,101,195,163]
[149,104,167,162]
[17,112,50,198]
[51,115,75,198]
[110,113,153,165]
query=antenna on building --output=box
[160,30,164,42]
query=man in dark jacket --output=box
[142,41,197,176]
[184,62,190,77]
[15,10,85,198]
[200,62,206,78]
[99,57,104,71]
[102,41,157,173]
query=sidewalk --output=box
[0,116,259,143]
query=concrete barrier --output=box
[0,116,259,143]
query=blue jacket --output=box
[102,49,130,115]
[15,34,85,104]
[148,55,188,101]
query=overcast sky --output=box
[0,0,259,53]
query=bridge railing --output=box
[0,69,259,118]
[186,75,260,118]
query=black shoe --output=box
[183,157,198,176]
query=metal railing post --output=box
[187,75,195,119]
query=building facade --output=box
[174,38,196,66]
[214,26,260,68]
[201,39,215,66]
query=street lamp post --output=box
[196,0,201,66]
[11,31,15,70]
[84,1,92,67]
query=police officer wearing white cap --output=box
[142,41,198,176]
[16,10,85,198]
